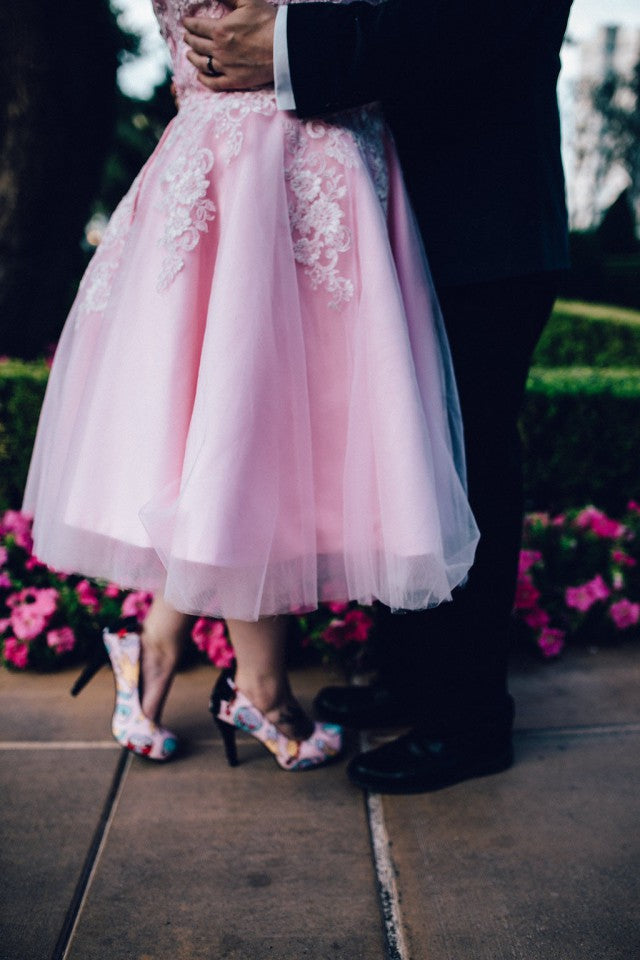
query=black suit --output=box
[287,0,573,729]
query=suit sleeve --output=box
[286,0,563,116]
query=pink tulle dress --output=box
[22,0,479,621]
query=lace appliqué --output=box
[157,146,216,292]
[155,92,276,291]
[73,171,143,329]
[284,106,388,309]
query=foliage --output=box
[533,299,640,368]
[516,503,640,658]
[521,366,640,512]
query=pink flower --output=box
[0,545,7,566]
[537,627,565,658]
[47,626,76,654]
[325,601,350,615]
[612,550,636,568]
[0,572,11,589]
[565,574,610,613]
[575,506,625,539]
[25,555,47,571]
[76,579,100,613]
[612,571,624,591]
[7,586,58,616]
[321,618,349,649]
[523,607,550,630]
[343,608,374,644]
[121,591,153,622]
[0,617,11,633]
[627,500,640,515]
[103,583,122,598]
[0,510,33,552]
[551,513,566,527]
[191,618,234,668]
[11,605,47,641]
[3,636,29,668]
[608,599,640,630]
[518,550,542,576]
[514,575,540,611]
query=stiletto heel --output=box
[103,627,179,761]
[209,668,343,772]
[214,716,239,767]
[70,644,109,697]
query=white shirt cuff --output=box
[274,6,296,111]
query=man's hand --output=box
[183,0,276,92]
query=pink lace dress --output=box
[22,0,479,621]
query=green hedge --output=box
[0,361,48,512]
[522,366,640,513]
[533,300,640,368]
[2,303,640,514]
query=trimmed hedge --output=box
[2,303,640,513]
[522,366,640,513]
[533,300,640,368]
[0,360,48,512]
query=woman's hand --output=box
[183,0,276,92]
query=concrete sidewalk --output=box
[1,646,639,960]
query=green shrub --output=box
[534,300,640,368]
[522,366,640,513]
[0,360,48,511]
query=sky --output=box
[113,0,640,99]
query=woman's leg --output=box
[140,594,193,722]
[228,615,312,738]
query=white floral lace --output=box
[75,0,390,320]
[284,108,388,308]
[155,91,276,291]
[74,171,143,328]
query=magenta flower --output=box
[121,591,153,622]
[514,575,541,611]
[0,572,11,589]
[343,608,374,644]
[0,545,8,567]
[523,607,550,630]
[325,601,350,615]
[11,605,48,641]
[551,513,566,527]
[46,627,76,654]
[0,510,33,552]
[25,555,47,571]
[575,506,625,539]
[321,618,349,649]
[612,550,636,568]
[565,574,610,613]
[3,636,29,669]
[76,579,100,613]
[537,627,565,658]
[191,618,234,667]
[518,550,542,576]
[627,500,640,515]
[103,583,122,598]
[608,599,640,631]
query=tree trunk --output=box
[0,0,118,358]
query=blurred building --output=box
[562,24,640,232]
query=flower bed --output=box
[1,504,639,673]
[0,510,373,673]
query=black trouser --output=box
[377,272,560,730]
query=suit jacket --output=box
[286,0,573,287]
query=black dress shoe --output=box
[347,706,515,794]
[313,683,413,728]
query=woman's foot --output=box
[210,669,343,771]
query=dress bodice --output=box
[151,0,364,101]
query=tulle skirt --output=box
[22,91,479,620]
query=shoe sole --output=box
[347,750,514,795]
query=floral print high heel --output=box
[103,628,179,761]
[210,669,343,771]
